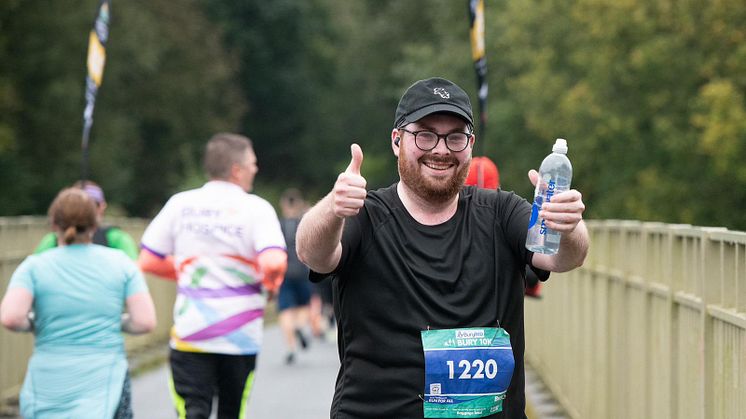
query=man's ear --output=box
[391,129,402,155]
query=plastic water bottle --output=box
[526,138,573,255]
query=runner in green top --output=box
[34,181,138,260]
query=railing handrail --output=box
[525,220,746,419]
[2,217,744,418]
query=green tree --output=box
[1,0,95,214]
[0,1,25,213]
[0,0,245,217]
[486,0,746,229]
[94,0,245,216]
[2,0,745,230]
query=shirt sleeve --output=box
[123,257,149,297]
[8,256,37,294]
[303,196,362,282]
[140,197,179,257]
[307,212,364,281]
[33,233,57,254]
[496,190,535,265]
[337,211,364,276]
[252,200,287,253]
[106,228,139,260]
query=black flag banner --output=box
[468,0,487,150]
[81,0,111,181]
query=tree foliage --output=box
[2,0,744,229]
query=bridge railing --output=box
[0,216,175,403]
[3,217,744,417]
[525,220,746,419]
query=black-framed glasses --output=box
[398,128,473,152]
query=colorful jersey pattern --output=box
[141,181,286,355]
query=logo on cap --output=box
[433,88,450,99]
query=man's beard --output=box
[399,150,471,204]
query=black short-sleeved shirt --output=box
[311,184,536,419]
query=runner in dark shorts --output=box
[277,189,313,364]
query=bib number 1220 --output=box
[446,359,499,380]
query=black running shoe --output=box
[296,329,309,350]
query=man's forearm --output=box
[121,313,151,335]
[298,145,367,273]
[296,193,345,274]
[553,220,589,272]
[533,220,589,273]
[137,249,178,280]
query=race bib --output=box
[421,327,514,418]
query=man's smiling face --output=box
[396,113,474,204]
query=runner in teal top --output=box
[11,245,148,417]
[1,188,156,419]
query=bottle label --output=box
[527,196,541,229]
[527,179,556,234]
[545,179,556,202]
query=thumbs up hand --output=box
[332,144,367,218]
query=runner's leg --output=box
[113,372,133,419]
[215,354,257,419]
[169,349,218,419]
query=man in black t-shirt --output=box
[296,77,589,419]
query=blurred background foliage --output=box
[1,0,744,229]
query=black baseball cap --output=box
[394,77,474,128]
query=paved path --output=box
[132,325,339,419]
